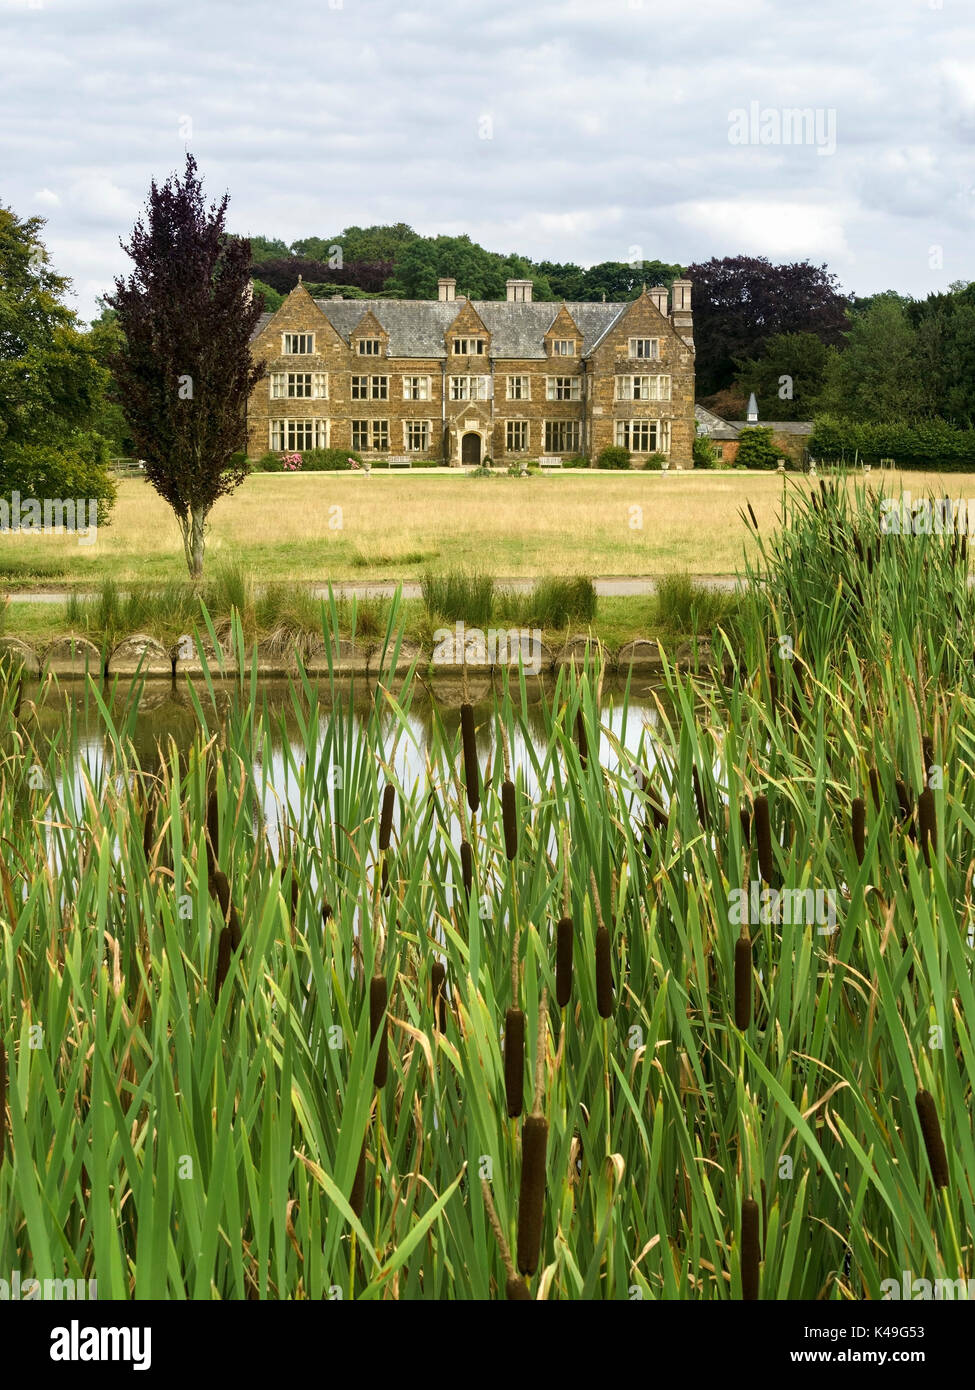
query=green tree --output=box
[817,294,924,421]
[734,332,828,420]
[0,203,116,516]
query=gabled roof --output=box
[253,297,632,359]
[694,404,814,438]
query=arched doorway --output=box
[461,432,482,466]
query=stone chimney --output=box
[438,278,456,302]
[670,277,693,348]
[506,278,533,302]
[649,285,668,315]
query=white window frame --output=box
[546,376,581,402]
[269,418,329,451]
[356,338,382,356]
[506,420,529,452]
[404,420,431,451]
[449,375,491,401]
[628,337,660,360]
[270,371,327,400]
[351,419,390,451]
[282,332,315,355]
[403,375,432,401]
[614,419,671,453]
[452,338,487,355]
[543,420,581,454]
[615,374,671,402]
[506,375,530,401]
[550,339,576,356]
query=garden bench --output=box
[387,455,412,469]
[540,457,563,469]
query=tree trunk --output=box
[180,507,208,580]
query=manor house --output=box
[247,276,695,468]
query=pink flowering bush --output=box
[282,453,302,472]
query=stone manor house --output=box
[247,276,695,468]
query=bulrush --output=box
[556,916,573,1009]
[914,1088,949,1188]
[206,786,219,874]
[322,899,333,925]
[516,1114,548,1276]
[431,961,448,1032]
[506,1275,532,1300]
[746,501,759,531]
[869,766,881,809]
[754,793,774,885]
[212,869,242,951]
[504,1007,525,1117]
[460,703,479,814]
[739,804,751,844]
[379,784,395,852]
[918,787,936,867]
[502,780,518,861]
[852,797,866,865]
[575,707,589,771]
[741,1195,760,1300]
[370,974,389,1088]
[213,926,232,1004]
[692,766,710,831]
[734,930,752,1030]
[350,1133,368,1218]
[895,779,916,838]
[460,840,473,898]
[142,792,155,863]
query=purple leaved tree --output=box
[108,154,265,578]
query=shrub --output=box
[421,569,495,625]
[255,452,282,472]
[596,445,631,470]
[300,448,363,471]
[735,427,779,471]
[564,454,590,469]
[644,453,667,471]
[693,435,717,468]
[0,438,117,525]
[656,571,739,637]
[809,415,975,471]
[469,465,493,478]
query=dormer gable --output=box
[349,309,389,358]
[254,281,344,359]
[544,304,583,358]
[444,299,491,357]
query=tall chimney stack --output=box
[506,279,533,302]
[438,278,456,302]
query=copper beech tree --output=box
[108,154,265,578]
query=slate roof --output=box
[253,298,628,359]
[694,404,813,438]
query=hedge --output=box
[809,416,975,471]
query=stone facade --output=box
[247,279,695,468]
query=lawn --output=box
[2,466,966,590]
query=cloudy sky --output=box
[2,0,973,320]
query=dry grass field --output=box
[0,467,971,589]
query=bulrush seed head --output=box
[460,839,473,898]
[852,797,866,864]
[575,707,588,771]
[379,783,395,852]
[741,1196,760,1300]
[460,703,480,814]
[734,931,752,1030]
[504,1007,526,1118]
[502,780,518,861]
[213,926,232,1004]
[915,1088,949,1188]
[754,793,774,885]
[431,961,448,1033]
[918,787,936,867]
[506,1275,532,1301]
[370,974,389,1088]
[350,1134,368,1218]
[556,916,573,1010]
[595,925,613,1019]
[516,1114,549,1276]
